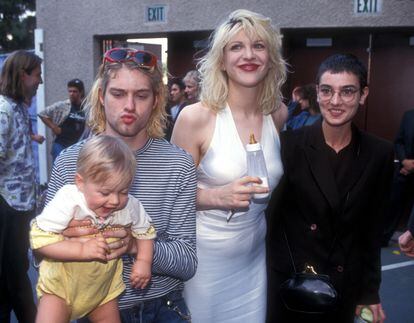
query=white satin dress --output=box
[184,105,283,323]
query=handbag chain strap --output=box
[283,229,299,274]
[283,192,349,274]
[283,229,338,274]
[282,192,349,274]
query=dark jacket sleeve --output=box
[358,142,394,304]
[407,208,414,236]
[394,112,408,162]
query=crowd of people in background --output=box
[1,8,414,323]
[286,83,321,130]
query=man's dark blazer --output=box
[165,102,188,141]
[395,109,414,162]
[266,122,394,312]
[397,109,414,235]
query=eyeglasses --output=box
[103,48,157,70]
[318,86,360,103]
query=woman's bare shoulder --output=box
[171,102,216,165]
[179,102,215,127]
[177,102,216,142]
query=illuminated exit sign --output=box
[354,0,382,14]
[145,5,168,23]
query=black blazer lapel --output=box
[303,124,340,211]
[342,125,367,195]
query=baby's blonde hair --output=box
[77,135,136,189]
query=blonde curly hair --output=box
[198,9,286,114]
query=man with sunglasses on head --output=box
[267,53,393,323]
[44,48,197,323]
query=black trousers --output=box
[0,195,36,323]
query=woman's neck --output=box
[227,82,261,116]
[322,121,352,153]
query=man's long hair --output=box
[0,50,42,102]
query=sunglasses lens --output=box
[134,52,153,65]
[108,49,128,61]
[104,48,156,69]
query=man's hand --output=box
[400,159,414,175]
[62,219,99,242]
[62,220,132,260]
[399,230,414,257]
[80,235,109,262]
[103,227,132,260]
[31,134,45,144]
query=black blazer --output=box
[267,122,394,305]
[395,109,414,162]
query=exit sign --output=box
[145,5,168,23]
[354,0,382,14]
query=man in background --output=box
[38,78,86,161]
[383,109,414,246]
[0,50,42,323]
[165,77,187,141]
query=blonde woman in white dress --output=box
[172,9,287,323]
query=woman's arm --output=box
[38,115,61,135]
[171,103,206,166]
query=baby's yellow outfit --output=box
[30,184,156,320]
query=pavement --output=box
[11,233,414,323]
[380,232,414,323]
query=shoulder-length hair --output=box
[198,9,287,114]
[85,60,167,138]
[0,50,42,102]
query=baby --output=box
[30,135,156,323]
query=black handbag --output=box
[279,230,338,314]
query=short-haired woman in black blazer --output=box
[267,54,393,323]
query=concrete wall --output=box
[36,0,414,105]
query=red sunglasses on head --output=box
[103,48,157,70]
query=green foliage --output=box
[0,0,36,53]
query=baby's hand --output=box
[130,259,152,289]
[80,235,109,262]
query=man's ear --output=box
[315,85,320,103]
[359,86,369,105]
[20,69,28,81]
[152,95,158,110]
[98,87,104,106]
[75,173,85,192]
